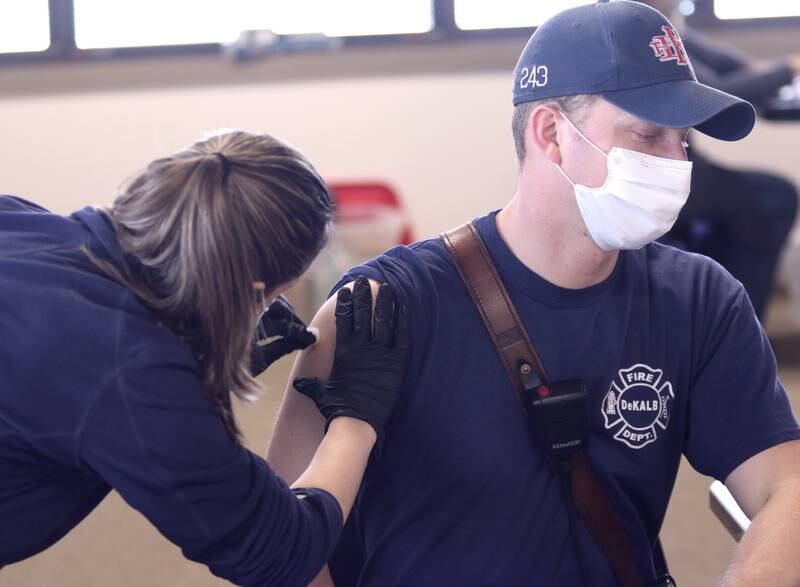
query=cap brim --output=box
[601,79,756,141]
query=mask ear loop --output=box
[559,110,609,159]
[256,288,269,343]
[554,159,577,187]
[553,110,610,188]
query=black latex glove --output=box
[251,295,317,376]
[293,276,409,458]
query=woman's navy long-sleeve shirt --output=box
[0,195,342,586]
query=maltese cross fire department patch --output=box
[601,363,674,449]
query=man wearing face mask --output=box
[268,1,800,585]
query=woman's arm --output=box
[268,279,382,489]
[77,278,402,587]
[268,279,383,587]
[281,276,406,516]
[291,417,375,521]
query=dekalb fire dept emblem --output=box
[602,364,674,449]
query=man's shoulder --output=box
[644,241,738,281]
[329,234,470,351]
[640,241,745,308]
[388,235,453,270]
[334,236,456,293]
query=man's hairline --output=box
[524,95,691,134]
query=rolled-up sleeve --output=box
[76,343,342,587]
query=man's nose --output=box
[665,131,690,161]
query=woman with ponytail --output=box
[0,130,407,586]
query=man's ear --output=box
[528,104,563,166]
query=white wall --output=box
[1,73,521,242]
[2,70,798,246]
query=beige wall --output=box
[1,72,518,242]
[3,73,800,243]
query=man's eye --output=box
[634,131,656,140]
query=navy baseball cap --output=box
[512,0,755,141]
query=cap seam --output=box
[599,75,703,95]
[600,1,620,90]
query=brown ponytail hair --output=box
[87,130,333,436]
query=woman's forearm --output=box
[291,417,376,520]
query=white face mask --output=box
[555,113,693,251]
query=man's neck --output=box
[495,192,619,290]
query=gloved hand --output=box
[251,295,317,376]
[293,276,409,458]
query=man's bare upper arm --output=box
[725,438,800,519]
[267,279,383,483]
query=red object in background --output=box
[327,182,413,245]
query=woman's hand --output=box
[293,276,409,457]
[251,295,317,376]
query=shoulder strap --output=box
[441,222,649,587]
[441,222,549,403]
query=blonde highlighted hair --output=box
[87,130,333,436]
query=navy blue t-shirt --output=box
[331,211,800,586]
[0,196,342,586]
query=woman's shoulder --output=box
[0,194,51,213]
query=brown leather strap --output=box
[570,451,648,587]
[441,222,549,407]
[442,222,648,587]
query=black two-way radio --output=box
[519,361,589,467]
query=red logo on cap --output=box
[649,25,688,66]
